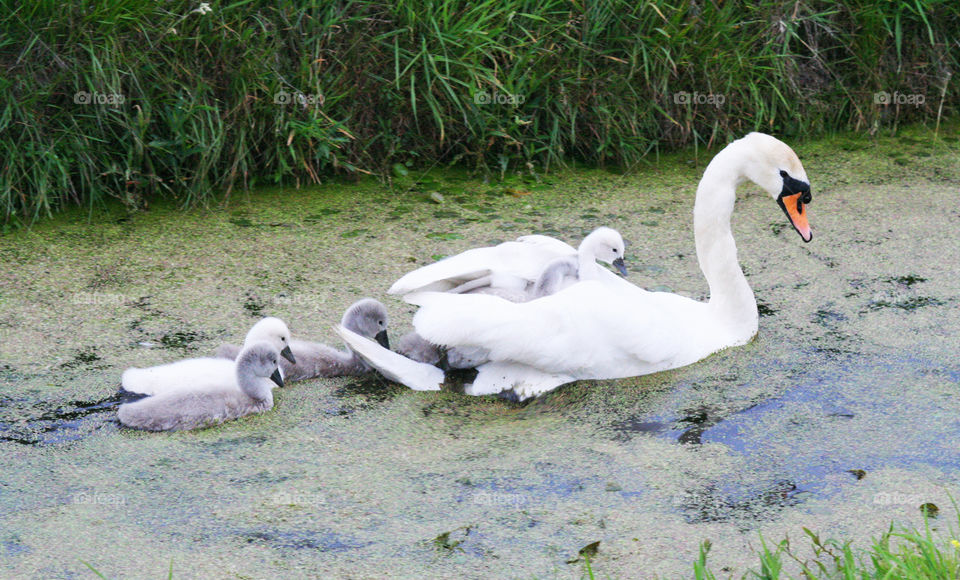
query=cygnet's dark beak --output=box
[270,368,284,388]
[280,345,296,364]
[613,257,628,277]
[375,330,390,350]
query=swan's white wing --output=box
[407,281,712,382]
[388,237,576,295]
[514,234,577,253]
[334,326,443,391]
[122,358,236,396]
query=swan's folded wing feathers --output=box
[514,235,576,253]
[388,240,575,295]
[388,246,496,294]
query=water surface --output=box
[1,129,958,577]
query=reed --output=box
[2,0,957,223]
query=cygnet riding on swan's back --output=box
[121,317,296,397]
[217,298,390,380]
[392,227,628,368]
[446,226,628,299]
[342,132,814,400]
[117,342,284,431]
[389,226,627,298]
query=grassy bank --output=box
[2,0,958,223]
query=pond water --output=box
[1,128,958,577]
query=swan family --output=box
[118,132,813,429]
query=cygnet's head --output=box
[736,132,813,242]
[236,342,284,389]
[579,227,628,276]
[342,298,390,349]
[245,317,296,364]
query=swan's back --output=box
[409,281,718,380]
[121,357,235,396]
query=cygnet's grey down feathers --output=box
[118,342,284,432]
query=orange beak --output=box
[778,192,813,242]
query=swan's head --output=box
[580,227,628,276]
[237,342,284,389]
[342,298,390,349]
[738,132,813,243]
[246,317,296,364]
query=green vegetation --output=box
[691,515,960,579]
[2,0,958,223]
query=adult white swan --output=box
[344,132,813,399]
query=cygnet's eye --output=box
[281,336,287,342]
[378,320,385,327]
[613,248,619,254]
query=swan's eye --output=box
[378,320,385,327]
[281,336,287,342]
[801,191,812,204]
[613,248,619,254]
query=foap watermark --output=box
[269,491,326,506]
[74,91,125,106]
[873,491,924,506]
[874,91,925,106]
[474,91,525,106]
[273,90,325,106]
[72,292,127,306]
[270,293,327,309]
[73,492,126,506]
[471,491,529,509]
[674,91,725,106]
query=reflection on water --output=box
[610,352,960,523]
[0,393,130,446]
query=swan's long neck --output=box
[577,250,599,280]
[237,366,274,404]
[576,235,607,280]
[693,146,758,337]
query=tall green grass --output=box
[2,0,957,223]
[693,511,960,579]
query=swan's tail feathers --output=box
[335,325,443,391]
[466,362,575,400]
